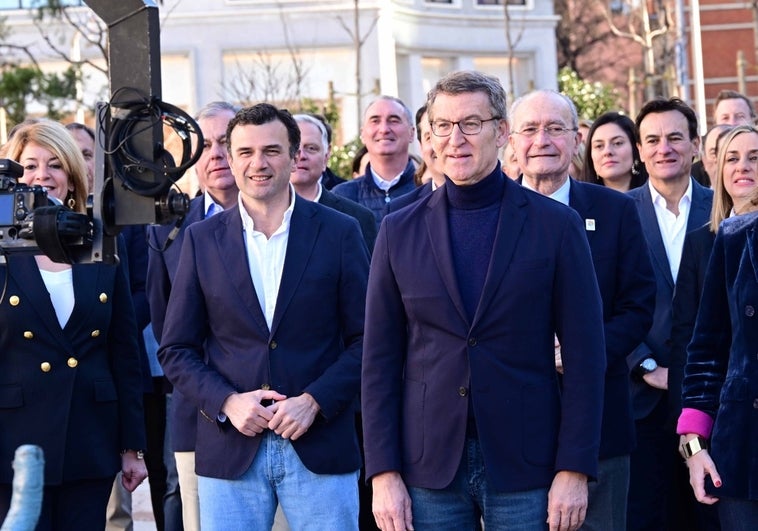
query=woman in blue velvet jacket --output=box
[0,120,147,530]
[677,130,758,529]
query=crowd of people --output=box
[0,72,756,531]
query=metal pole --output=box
[690,0,707,133]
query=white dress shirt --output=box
[648,178,693,282]
[238,186,296,330]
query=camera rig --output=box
[0,0,200,264]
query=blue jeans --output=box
[582,454,630,531]
[407,438,548,530]
[198,431,359,530]
[719,496,758,530]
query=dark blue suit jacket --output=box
[318,188,377,252]
[147,196,206,452]
[682,212,758,499]
[362,176,606,492]
[568,180,656,459]
[0,256,145,485]
[158,196,369,479]
[387,181,433,213]
[627,180,713,419]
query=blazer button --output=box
[99,293,108,303]
[468,338,477,347]
[91,330,100,338]
[23,331,33,339]
[67,357,78,368]
[746,305,755,318]
[40,362,51,373]
[458,386,468,397]
[270,341,278,350]
[9,295,20,306]
[261,383,271,390]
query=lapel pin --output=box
[585,219,596,231]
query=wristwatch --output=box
[637,357,658,375]
[121,449,145,460]
[679,436,708,460]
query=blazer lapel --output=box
[7,256,71,345]
[215,208,270,337]
[64,264,101,338]
[270,198,319,337]
[568,180,596,247]
[425,188,469,326]
[687,180,712,232]
[635,186,675,289]
[472,179,528,327]
[748,224,758,285]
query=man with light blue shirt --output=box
[158,104,369,530]
[511,89,656,531]
[332,95,417,228]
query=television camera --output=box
[0,0,200,265]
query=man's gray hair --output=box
[510,89,579,129]
[293,113,329,152]
[364,95,413,125]
[426,71,507,121]
[195,101,241,122]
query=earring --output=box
[67,196,76,209]
[631,160,640,176]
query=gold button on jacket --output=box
[23,331,33,339]
[40,362,51,373]
[67,357,78,368]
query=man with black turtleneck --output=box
[361,71,607,531]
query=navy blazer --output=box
[387,181,434,213]
[0,256,145,485]
[318,188,377,252]
[682,212,758,500]
[669,223,714,425]
[147,196,206,452]
[626,180,713,419]
[362,176,606,492]
[158,197,369,479]
[568,180,656,459]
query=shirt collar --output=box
[370,165,404,192]
[520,175,571,206]
[648,177,693,211]
[204,191,222,217]
[237,184,296,234]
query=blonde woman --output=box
[0,120,147,530]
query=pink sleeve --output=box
[676,408,714,438]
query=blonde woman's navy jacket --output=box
[0,254,146,485]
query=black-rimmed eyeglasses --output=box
[430,117,501,137]
[511,125,578,138]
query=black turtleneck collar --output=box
[445,163,505,210]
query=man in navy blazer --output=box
[626,98,714,530]
[147,101,240,531]
[510,89,656,531]
[159,104,369,530]
[362,71,606,531]
[290,113,377,252]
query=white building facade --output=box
[2,0,559,141]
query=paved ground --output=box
[132,480,157,531]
